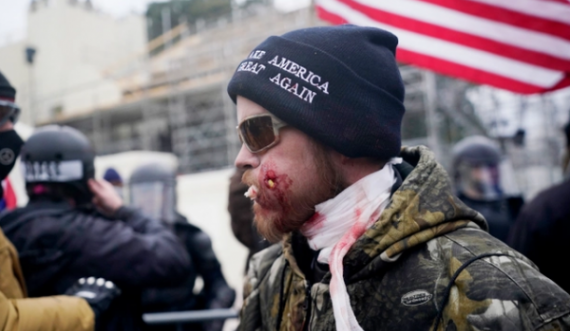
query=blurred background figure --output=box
[451,136,524,242]
[0,176,18,212]
[130,162,235,331]
[0,125,191,331]
[103,167,124,198]
[0,71,21,212]
[563,120,570,178]
[508,119,570,293]
[228,168,270,272]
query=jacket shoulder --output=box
[437,227,570,329]
[248,243,283,283]
[239,243,283,331]
[243,243,283,302]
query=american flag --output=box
[316,0,570,94]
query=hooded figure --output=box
[130,162,236,331]
[451,136,524,242]
[228,25,570,331]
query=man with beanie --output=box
[0,70,120,330]
[228,25,570,331]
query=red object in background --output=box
[316,0,570,94]
[2,179,17,210]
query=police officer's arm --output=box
[67,180,191,288]
[89,179,168,234]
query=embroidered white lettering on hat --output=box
[237,61,266,75]
[269,73,317,103]
[267,55,330,94]
[248,50,266,60]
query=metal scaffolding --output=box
[52,4,488,175]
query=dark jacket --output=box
[508,178,570,293]
[0,199,191,331]
[458,194,523,242]
[239,146,570,331]
[142,213,235,331]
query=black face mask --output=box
[0,129,24,183]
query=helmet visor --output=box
[130,181,165,221]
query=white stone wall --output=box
[0,0,146,125]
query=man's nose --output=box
[235,144,260,170]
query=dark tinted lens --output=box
[0,105,14,122]
[240,116,276,152]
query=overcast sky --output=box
[0,0,309,47]
[0,0,162,46]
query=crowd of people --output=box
[1,24,570,331]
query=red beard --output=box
[242,152,343,243]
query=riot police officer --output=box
[130,162,236,331]
[0,71,120,330]
[0,125,191,330]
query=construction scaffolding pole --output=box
[422,70,442,158]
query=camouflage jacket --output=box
[238,146,570,331]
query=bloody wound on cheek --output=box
[265,170,277,189]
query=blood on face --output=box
[254,161,293,231]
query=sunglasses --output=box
[237,114,288,153]
[0,100,20,127]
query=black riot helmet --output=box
[451,136,503,201]
[129,162,177,224]
[21,125,95,205]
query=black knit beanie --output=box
[227,24,405,160]
[0,71,16,101]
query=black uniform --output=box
[142,213,236,331]
[507,178,570,293]
[458,193,523,242]
[130,163,236,331]
[0,199,191,330]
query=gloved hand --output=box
[65,277,121,318]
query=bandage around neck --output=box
[300,158,400,331]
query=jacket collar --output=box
[282,146,487,284]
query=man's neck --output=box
[338,156,386,187]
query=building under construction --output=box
[45,4,485,174]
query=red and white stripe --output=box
[316,0,570,94]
